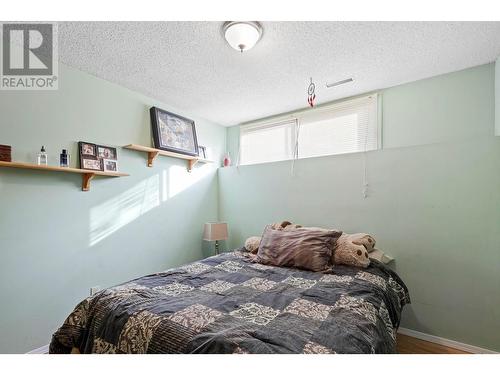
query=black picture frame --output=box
[79,141,119,172]
[81,158,103,171]
[150,107,199,157]
[102,159,118,172]
[79,141,104,171]
[198,145,207,159]
[79,141,97,158]
[96,145,117,160]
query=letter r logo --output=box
[2,24,53,75]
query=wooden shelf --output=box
[0,161,129,191]
[124,144,214,171]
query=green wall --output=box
[1,61,498,353]
[496,57,500,136]
[219,63,500,351]
[0,64,226,353]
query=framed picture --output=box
[79,142,97,157]
[150,107,199,156]
[79,141,103,171]
[81,158,102,171]
[198,145,207,159]
[103,159,118,172]
[79,141,118,172]
[204,147,212,161]
[97,145,117,160]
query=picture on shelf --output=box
[79,141,119,172]
[82,158,102,171]
[80,142,96,157]
[103,159,118,172]
[0,144,12,162]
[198,145,206,159]
[150,107,199,156]
[205,147,212,160]
[97,145,117,160]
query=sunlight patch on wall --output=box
[90,175,160,246]
[163,164,212,201]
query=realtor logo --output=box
[1,23,58,90]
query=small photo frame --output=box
[80,142,97,157]
[82,158,102,171]
[97,145,117,160]
[79,141,103,171]
[204,147,212,161]
[198,145,207,159]
[103,159,118,172]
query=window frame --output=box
[238,94,380,166]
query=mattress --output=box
[50,250,410,354]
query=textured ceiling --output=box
[58,22,500,126]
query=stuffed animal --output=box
[244,221,302,253]
[271,221,302,231]
[333,233,375,268]
[282,223,303,231]
[349,233,376,252]
[244,236,261,254]
[244,224,376,269]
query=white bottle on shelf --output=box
[37,146,48,166]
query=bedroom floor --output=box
[396,334,470,354]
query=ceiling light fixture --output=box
[222,21,263,53]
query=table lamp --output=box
[203,222,228,255]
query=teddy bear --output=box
[244,221,302,253]
[244,223,377,269]
[268,220,303,231]
[333,233,376,268]
[244,236,262,254]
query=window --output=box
[239,94,378,165]
[239,118,297,165]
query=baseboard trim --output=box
[398,327,498,354]
[27,344,49,354]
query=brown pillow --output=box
[255,226,342,272]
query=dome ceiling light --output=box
[222,21,263,53]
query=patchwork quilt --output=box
[50,250,410,354]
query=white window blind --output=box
[297,94,378,158]
[239,118,297,165]
[239,94,378,166]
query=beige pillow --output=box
[255,226,342,272]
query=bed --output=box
[50,250,409,354]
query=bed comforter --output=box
[50,250,409,354]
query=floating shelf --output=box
[123,144,214,171]
[0,161,129,192]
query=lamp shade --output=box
[203,222,228,241]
